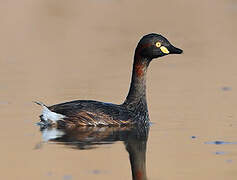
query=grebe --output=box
[36,33,182,128]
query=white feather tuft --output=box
[34,101,66,123]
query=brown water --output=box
[1,0,237,179]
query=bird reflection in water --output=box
[38,122,150,180]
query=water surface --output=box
[0,0,237,179]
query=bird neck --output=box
[123,52,151,111]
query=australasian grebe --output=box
[36,33,183,128]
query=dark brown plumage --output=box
[49,100,134,127]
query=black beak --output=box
[168,45,183,54]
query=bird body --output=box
[49,100,135,127]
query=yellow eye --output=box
[155,42,161,47]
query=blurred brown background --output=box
[0,0,237,179]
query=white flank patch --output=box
[42,128,65,142]
[34,101,66,123]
